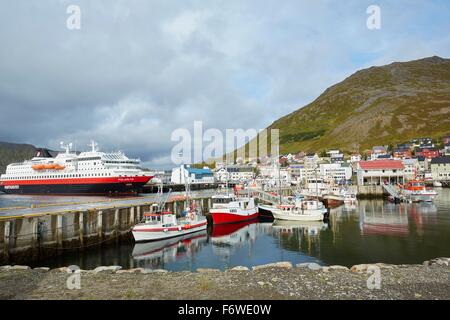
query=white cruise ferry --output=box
[0,141,154,195]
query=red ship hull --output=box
[210,210,259,225]
[0,176,153,195]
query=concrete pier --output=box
[0,195,211,265]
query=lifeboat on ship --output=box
[54,164,65,170]
[31,164,45,170]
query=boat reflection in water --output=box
[210,219,272,258]
[272,220,328,237]
[271,220,329,261]
[132,230,208,269]
[359,201,409,237]
[358,200,438,237]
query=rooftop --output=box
[359,160,404,170]
[430,157,450,165]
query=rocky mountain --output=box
[261,56,450,155]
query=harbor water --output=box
[1,188,449,270]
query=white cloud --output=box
[0,0,449,169]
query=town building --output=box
[215,165,254,182]
[356,160,405,186]
[288,165,305,184]
[304,153,319,168]
[416,156,429,174]
[401,158,419,181]
[370,146,389,160]
[444,143,450,156]
[411,138,434,149]
[171,165,215,184]
[329,151,345,164]
[319,163,352,184]
[349,154,362,163]
[258,164,291,185]
[393,148,412,159]
[152,170,172,184]
[415,147,440,159]
[430,157,450,181]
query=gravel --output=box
[0,259,448,300]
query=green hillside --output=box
[230,56,450,159]
[0,142,37,174]
[272,56,450,154]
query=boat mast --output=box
[315,166,319,202]
[277,158,282,205]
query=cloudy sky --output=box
[0,0,449,168]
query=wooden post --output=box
[136,206,141,221]
[79,211,85,247]
[130,207,135,226]
[114,209,120,242]
[31,218,39,258]
[3,221,10,261]
[56,215,63,250]
[97,210,103,241]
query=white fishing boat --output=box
[271,199,327,221]
[401,180,438,202]
[132,207,207,242]
[132,230,207,261]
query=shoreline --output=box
[0,258,448,300]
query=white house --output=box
[370,146,389,160]
[356,160,405,186]
[430,157,450,181]
[401,158,419,181]
[288,165,305,184]
[319,163,352,183]
[304,153,319,168]
[215,165,254,182]
[171,165,215,184]
[258,164,291,185]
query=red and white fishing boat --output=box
[209,193,258,225]
[132,205,207,242]
[400,180,437,202]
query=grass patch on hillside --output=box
[279,129,326,144]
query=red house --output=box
[393,148,412,159]
[415,148,440,159]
